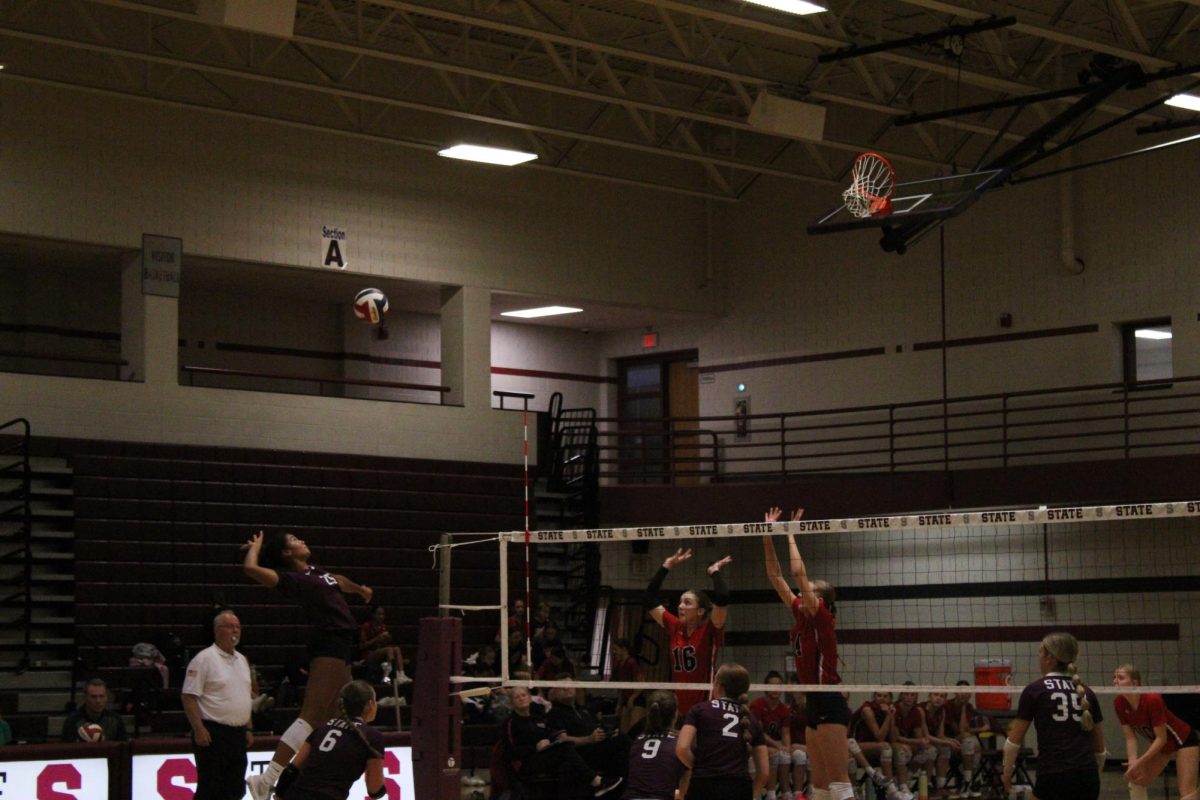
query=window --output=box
[1122,319,1172,385]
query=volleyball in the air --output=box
[353,288,389,324]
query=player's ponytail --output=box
[339,679,383,759]
[644,690,678,736]
[1041,632,1093,731]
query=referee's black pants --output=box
[193,720,248,800]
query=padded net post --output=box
[411,616,462,800]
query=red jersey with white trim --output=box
[750,697,793,744]
[894,703,925,738]
[852,700,888,742]
[921,701,946,735]
[790,596,840,686]
[943,698,973,736]
[1115,694,1192,754]
[662,610,723,716]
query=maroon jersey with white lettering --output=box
[621,732,686,800]
[291,716,384,798]
[683,697,765,780]
[750,697,792,744]
[790,597,839,685]
[1115,694,1191,754]
[1016,674,1103,776]
[662,611,723,716]
[276,565,358,631]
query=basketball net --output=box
[844,152,896,218]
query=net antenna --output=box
[843,152,896,218]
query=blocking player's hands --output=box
[663,548,693,569]
[790,508,805,522]
[240,531,263,552]
[706,556,733,574]
[765,506,784,523]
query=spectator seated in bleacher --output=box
[358,604,412,686]
[546,676,631,782]
[62,678,128,743]
[498,686,623,799]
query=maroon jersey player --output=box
[677,663,768,800]
[622,690,688,800]
[892,688,934,787]
[1113,663,1199,800]
[1004,632,1106,800]
[643,547,733,717]
[274,680,385,800]
[762,506,854,800]
[242,531,373,800]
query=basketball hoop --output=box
[843,152,896,218]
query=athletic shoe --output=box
[871,773,892,790]
[245,774,272,800]
[594,776,623,797]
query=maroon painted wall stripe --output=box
[491,366,616,384]
[913,324,1099,352]
[701,346,887,374]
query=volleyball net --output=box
[454,501,1200,700]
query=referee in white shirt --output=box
[183,610,254,800]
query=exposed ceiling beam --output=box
[894,0,1175,70]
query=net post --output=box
[438,532,451,611]
[499,534,509,685]
[411,616,462,800]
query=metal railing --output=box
[0,417,33,671]
[595,376,1200,483]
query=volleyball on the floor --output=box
[353,288,389,324]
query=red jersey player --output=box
[643,547,732,717]
[763,506,853,800]
[751,672,793,800]
[1113,663,1199,800]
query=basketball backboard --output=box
[807,168,1007,235]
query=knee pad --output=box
[848,738,863,756]
[938,747,951,760]
[1176,790,1196,800]
[880,747,893,764]
[896,748,911,767]
[281,718,314,752]
[1129,785,1150,800]
[793,749,809,767]
[922,747,938,765]
[830,781,855,800]
[772,750,792,767]
[961,738,978,757]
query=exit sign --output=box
[642,332,658,348]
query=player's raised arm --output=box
[762,507,796,607]
[242,531,279,588]
[784,509,817,614]
[706,555,732,629]
[644,547,691,627]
